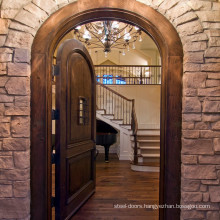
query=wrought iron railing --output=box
[96,82,133,124]
[96,82,138,163]
[95,65,161,85]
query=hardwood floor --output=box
[71,154,159,220]
[52,154,159,219]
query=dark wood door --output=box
[55,39,96,220]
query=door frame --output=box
[31,1,183,220]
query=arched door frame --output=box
[31,1,183,220]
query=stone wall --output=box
[0,0,220,219]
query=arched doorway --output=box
[31,1,183,220]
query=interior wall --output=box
[108,85,161,129]
[90,49,155,65]
[139,49,161,65]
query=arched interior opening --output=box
[53,19,161,159]
[52,19,161,219]
[31,1,183,220]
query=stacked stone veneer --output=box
[0,0,220,219]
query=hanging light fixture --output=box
[73,21,142,54]
[83,30,91,41]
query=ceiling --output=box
[55,21,160,65]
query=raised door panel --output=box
[67,53,92,144]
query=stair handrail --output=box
[94,64,162,67]
[131,99,138,164]
[96,82,133,102]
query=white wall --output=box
[107,85,161,129]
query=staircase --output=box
[96,82,160,172]
[131,129,160,172]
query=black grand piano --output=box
[96,120,118,162]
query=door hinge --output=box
[51,196,56,208]
[51,152,56,164]
[52,109,59,120]
[52,64,59,76]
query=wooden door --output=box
[55,39,96,220]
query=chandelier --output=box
[73,21,142,56]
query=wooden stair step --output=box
[138,141,160,147]
[137,135,160,140]
[137,129,160,135]
[138,140,160,143]
[140,146,160,150]
[139,147,160,155]
[131,136,160,141]
[141,153,160,158]
[137,134,160,137]
[131,145,160,149]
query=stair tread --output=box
[137,130,160,135]
[137,129,160,131]
[138,140,160,143]
[137,135,160,137]
[140,146,160,149]
[131,146,160,149]
[141,153,160,157]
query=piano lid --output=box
[96,119,118,134]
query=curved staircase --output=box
[96,82,160,172]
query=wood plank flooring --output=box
[71,154,159,220]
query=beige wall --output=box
[108,85,161,129]
[90,48,158,65]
